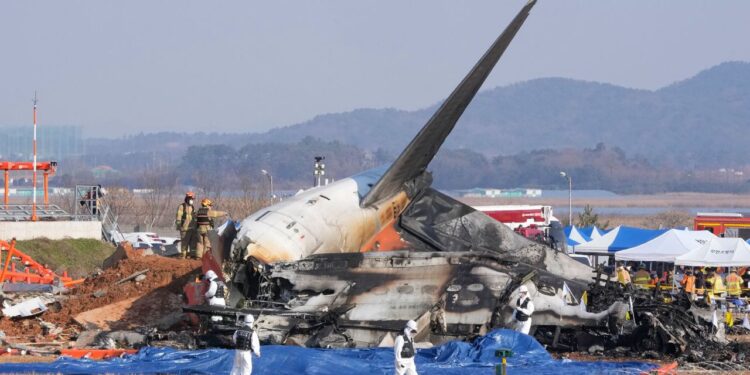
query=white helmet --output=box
[205,270,217,280]
[405,320,418,332]
[519,285,529,294]
[244,314,254,325]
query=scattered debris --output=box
[2,284,54,294]
[134,274,147,283]
[1,297,49,318]
[115,269,150,285]
[92,290,107,298]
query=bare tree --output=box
[137,167,179,231]
[642,210,692,229]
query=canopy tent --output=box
[573,226,667,254]
[675,237,750,267]
[564,226,591,246]
[580,226,606,240]
[615,229,716,262]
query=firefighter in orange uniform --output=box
[680,270,696,300]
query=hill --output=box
[246,61,750,168]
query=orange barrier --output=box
[642,361,678,375]
[0,239,85,287]
[60,349,138,360]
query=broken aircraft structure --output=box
[188,0,632,348]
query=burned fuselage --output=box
[195,0,628,348]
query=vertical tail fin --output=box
[361,1,537,207]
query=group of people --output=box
[614,262,750,301]
[175,191,228,259]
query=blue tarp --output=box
[0,330,657,374]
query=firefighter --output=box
[231,314,260,375]
[194,198,228,259]
[394,320,419,375]
[681,269,696,300]
[175,192,196,259]
[633,264,650,288]
[513,285,534,335]
[204,270,227,322]
[707,270,726,307]
[616,264,632,287]
[726,268,742,298]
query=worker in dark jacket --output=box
[194,198,227,259]
[695,270,706,298]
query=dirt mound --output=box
[0,243,201,338]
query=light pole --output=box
[560,171,572,226]
[313,156,326,187]
[261,169,274,202]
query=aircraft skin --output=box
[231,165,407,264]
[197,0,628,347]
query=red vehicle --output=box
[472,205,565,249]
[694,212,750,239]
[472,205,552,228]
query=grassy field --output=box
[11,238,117,278]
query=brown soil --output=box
[0,243,201,341]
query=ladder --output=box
[74,185,124,244]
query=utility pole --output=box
[31,92,38,221]
[560,171,572,226]
[313,156,325,187]
[261,169,274,202]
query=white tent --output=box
[615,229,716,263]
[675,237,750,267]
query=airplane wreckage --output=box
[184,0,735,357]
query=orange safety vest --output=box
[681,275,696,293]
[726,273,742,296]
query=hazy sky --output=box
[2,1,749,137]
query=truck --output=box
[472,205,566,251]
[694,212,750,239]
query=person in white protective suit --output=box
[513,285,535,335]
[231,314,260,375]
[393,320,419,375]
[204,270,226,322]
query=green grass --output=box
[11,238,117,279]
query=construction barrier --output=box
[0,239,84,287]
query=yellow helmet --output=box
[201,198,212,207]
